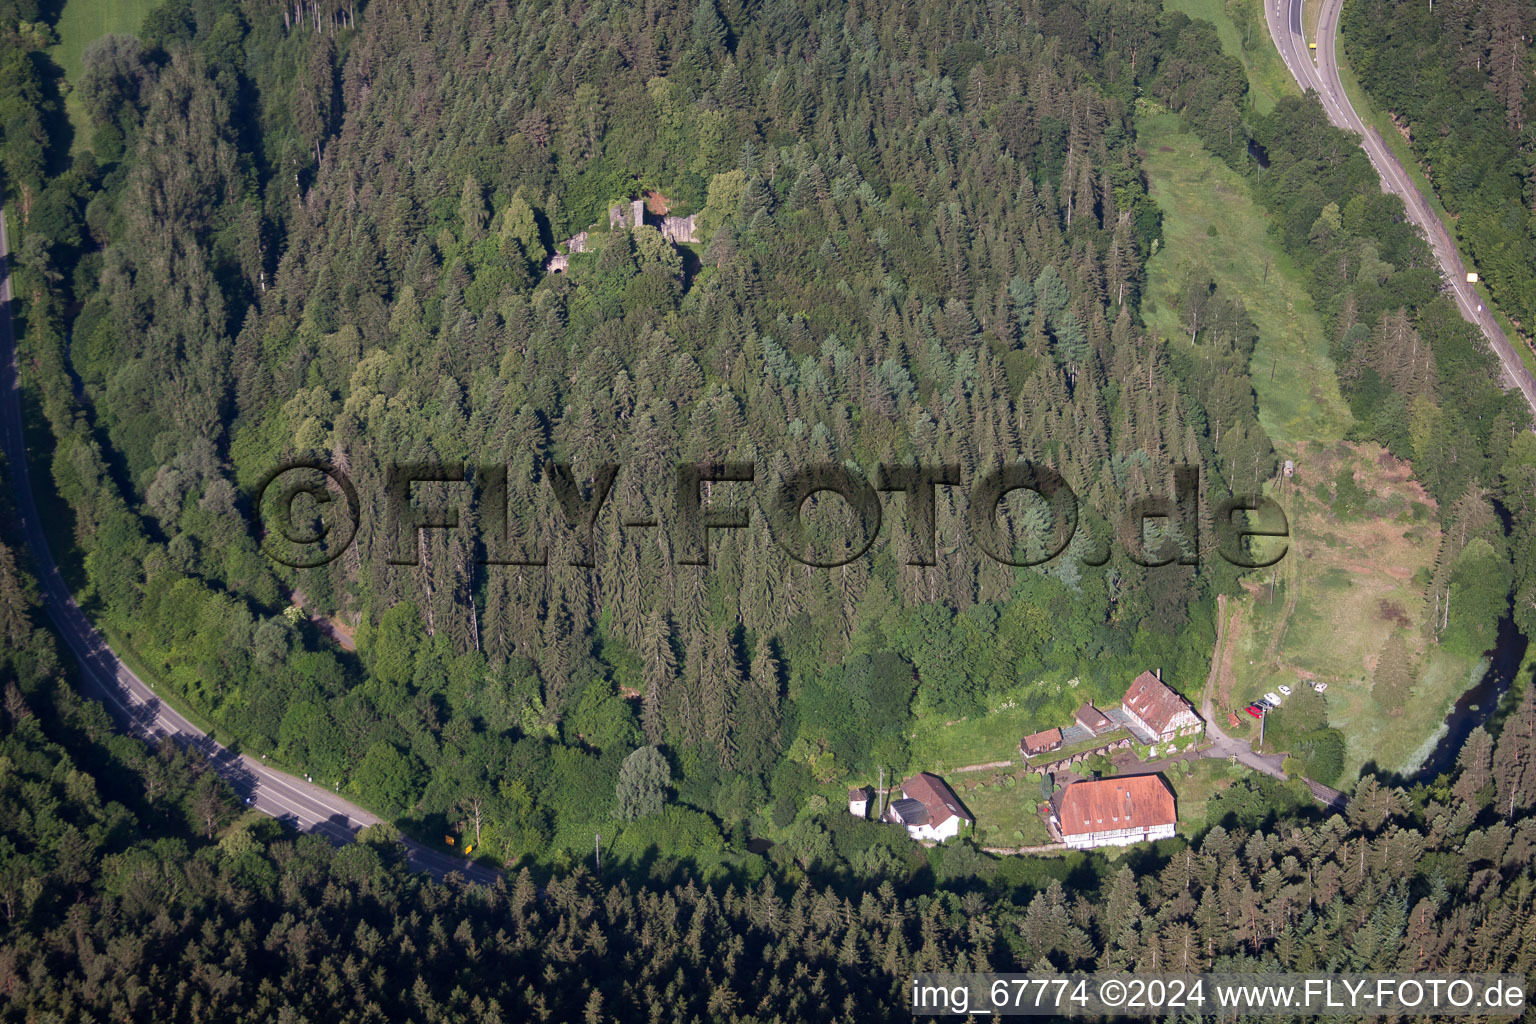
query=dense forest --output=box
[2,0,1536,1018]
[3,0,1287,865]
[3,515,1536,1020]
[1344,0,1536,340]
[0,0,1530,871]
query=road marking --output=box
[1265,0,1536,418]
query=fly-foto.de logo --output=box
[254,460,1289,571]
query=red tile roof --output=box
[1021,727,1063,755]
[1057,775,1175,837]
[1123,671,1194,735]
[899,772,972,826]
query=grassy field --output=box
[1220,442,1476,778]
[1163,0,1298,114]
[1138,110,1353,445]
[952,769,1054,848]
[1138,79,1472,782]
[1166,759,1237,835]
[907,679,1095,771]
[48,0,162,155]
[907,706,1031,773]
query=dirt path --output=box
[1204,593,1231,722]
[1262,486,1303,663]
[1216,602,1242,710]
[1202,595,1289,780]
[951,758,1019,774]
[289,588,357,651]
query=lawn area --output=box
[1162,0,1298,114]
[1138,109,1353,445]
[1165,759,1237,835]
[907,704,1032,773]
[1223,442,1477,779]
[963,758,1226,848]
[907,676,1102,772]
[952,769,1054,849]
[48,0,162,156]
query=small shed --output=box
[848,786,873,819]
[1021,727,1064,759]
[1075,701,1114,737]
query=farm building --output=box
[1074,701,1114,737]
[1120,670,1203,744]
[1051,774,1176,849]
[1021,727,1064,759]
[882,773,972,841]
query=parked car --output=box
[1265,691,1284,706]
[1278,684,1293,696]
[1253,697,1273,708]
[1245,705,1265,719]
[1312,681,1328,692]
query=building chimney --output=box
[1155,667,1161,681]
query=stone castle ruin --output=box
[546,198,698,274]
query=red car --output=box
[1245,705,1265,719]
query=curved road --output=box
[1266,0,1536,416]
[0,204,496,885]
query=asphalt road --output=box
[0,203,497,886]
[1265,0,1536,417]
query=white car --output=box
[1265,691,1284,706]
[1278,684,1293,696]
[1312,681,1328,692]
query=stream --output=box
[1414,616,1527,781]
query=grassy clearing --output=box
[1223,442,1475,779]
[48,0,162,155]
[908,706,1032,773]
[1167,759,1237,834]
[1138,110,1353,445]
[1142,0,1483,788]
[953,769,1054,848]
[907,675,1101,771]
[1163,0,1298,114]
